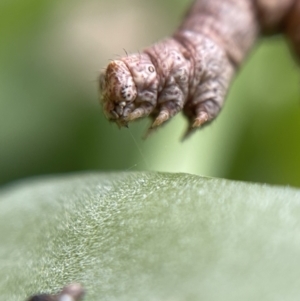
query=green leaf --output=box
[1,172,300,300]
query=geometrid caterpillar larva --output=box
[99,0,300,139]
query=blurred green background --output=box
[1,0,300,187]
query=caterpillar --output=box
[99,0,300,138]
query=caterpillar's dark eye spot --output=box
[148,66,155,73]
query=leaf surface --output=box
[1,172,300,300]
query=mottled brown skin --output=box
[99,0,300,138]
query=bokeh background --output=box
[1,0,300,187]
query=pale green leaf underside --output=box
[1,172,300,301]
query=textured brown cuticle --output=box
[99,0,300,138]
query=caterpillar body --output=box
[99,0,300,138]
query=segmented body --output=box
[99,0,300,138]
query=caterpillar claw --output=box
[126,109,145,122]
[181,111,209,140]
[151,110,170,128]
[126,103,154,122]
[192,111,209,128]
[181,107,213,140]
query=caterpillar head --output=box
[99,54,159,127]
[99,60,137,127]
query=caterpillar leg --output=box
[182,98,220,139]
[175,32,235,138]
[185,77,235,135]
[151,103,183,128]
[151,87,187,128]
[183,77,224,127]
[146,97,186,138]
[145,39,190,129]
[126,103,154,123]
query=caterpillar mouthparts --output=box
[99,34,234,138]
